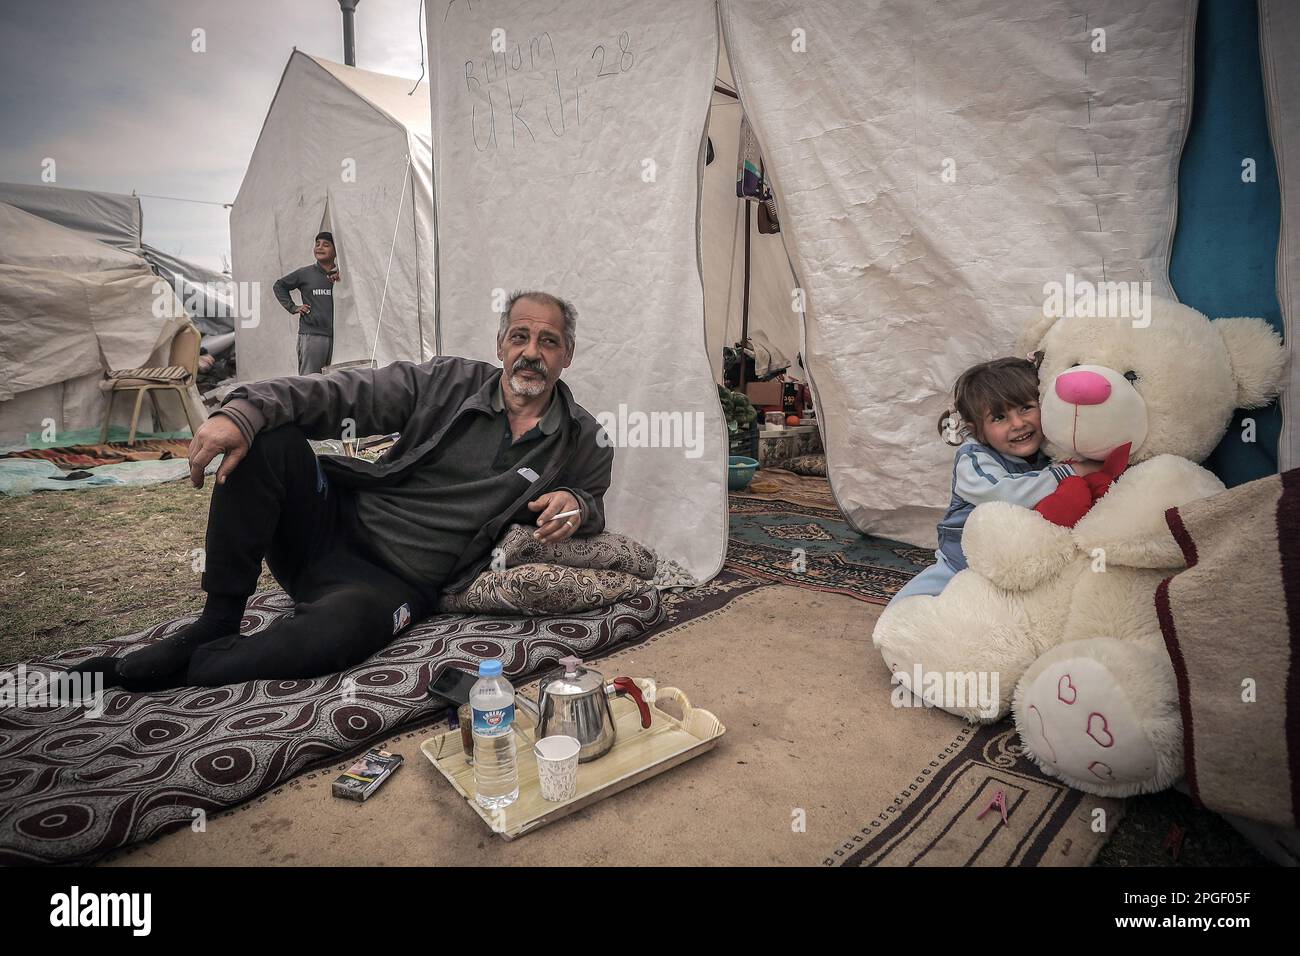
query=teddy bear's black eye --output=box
[1123,370,1139,384]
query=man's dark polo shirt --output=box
[352,385,564,590]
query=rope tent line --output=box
[370,155,413,366]
[409,0,426,94]
[135,192,233,208]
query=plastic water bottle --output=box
[471,659,519,810]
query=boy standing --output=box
[273,231,340,374]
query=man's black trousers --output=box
[187,425,435,685]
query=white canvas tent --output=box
[0,202,198,445]
[231,52,435,381]
[0,181,235,336]
[0,181,142,255]
[425,0,1298,583]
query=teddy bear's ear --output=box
[1015,311,1061,359]
[1215,317,1287,408]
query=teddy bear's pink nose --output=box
[1055,369,1111,405]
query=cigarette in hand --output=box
[543,508,582,523]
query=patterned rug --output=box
[0,573,764,865]
[1,439,192,470]
[824,720,1123,866]
[727,490,931,605]
[732,466,838,511]
[728,477,1125,867]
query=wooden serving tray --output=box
[420,681,724,840]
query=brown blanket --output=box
[1157,468,1300,828]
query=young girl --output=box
[889,357,1097,605]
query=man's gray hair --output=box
[498,290,577,352]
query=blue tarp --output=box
[1170,0,1285,486]
[0,456,219,497]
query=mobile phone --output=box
[428,666,477,711]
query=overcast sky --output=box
[0,0,428,271]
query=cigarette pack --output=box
[331,749,404,802]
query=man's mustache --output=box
[512,358,547,376]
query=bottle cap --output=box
[478,659,503,677]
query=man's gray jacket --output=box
[215,357,613,594]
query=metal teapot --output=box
[514,656,651,762]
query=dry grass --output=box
[0,479,274,662]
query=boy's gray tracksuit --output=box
[273,263,336,374]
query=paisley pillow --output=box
[435,525,659,615]
[438,565,651,615]
[490,524,657,578]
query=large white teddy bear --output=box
[873,298,1286,796]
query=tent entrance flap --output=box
[701,42,804,388]
[1258,0,1299,472]
[269,191,328,373]
[428,0,727,583]
[371,156,413,366]
[324,167,424,369]
[319,197,359,368]
[721,0,1195,547]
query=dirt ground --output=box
[0,476,1272,867]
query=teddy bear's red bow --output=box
[1033,442,1131,528]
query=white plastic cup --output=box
[534,735,581,802]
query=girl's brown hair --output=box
[937,357,1040,445]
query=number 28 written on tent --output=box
[465,31,636,152]
[591,32,634,76]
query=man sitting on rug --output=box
[73,291,612,690]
